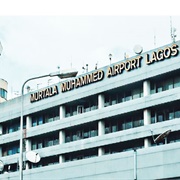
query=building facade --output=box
[0,41,180,179]
[0,78,8,103]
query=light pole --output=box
[20,70,78,180]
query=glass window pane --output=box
[125,120,133,129]
[174,76,180,88]
[157,113,164,122]
[112,125,118,132]
[38,116,43,125]
[132,88,140,99]
[175,110,180,118]
[163,79,173,91]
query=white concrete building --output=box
[0,41,180,179]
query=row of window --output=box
[2,130,180,173]
[151,75,180,94]
[64,148,97,162]
[32,107,59,127]
[65,123,98,143]
[105,112,143,134]
[1,104,180,153]
[2,142,19,156]
[3,120,20,134]
[151,106,180,123]
[32,135,59,150]
[65,96,98,117]
[2,74,180,132]
[104,86,143,107]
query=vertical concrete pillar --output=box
[59,130,65,164]
[25,139,31,169]
[59,130,65,162]
[143,80,150,97]
[98,120,105,156]
[59,155,65,163]
[144,109,151,148]
[98,94,104,109]
[26,116,32,129]
[59,130,65,144]
[98,94,105,136]
[59,105,65,163]
[98,147,105,156]
[143,80,151,148]
[98,94,105,156]
[98,121,105,136]
[60,105,65,119]
[25,116,32,169]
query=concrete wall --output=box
[1,142,180,180]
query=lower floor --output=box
[1,142,180,180]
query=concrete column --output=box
[143,80,150,97]
[59,130,65,163]
[98,94,105,156]
[98,121,105,156]
[98,121,105,136]
[144,109,151,125]
[26,116,32,129]
[60,105,65,119]
[25,116,32,169]
[59,155,65,163]
[59,130,65,144]
[143,80,151,148]
[59,105,65,163]
[25,139,31,169]
[26,139,31,152]
[98,147,105,156]
[98,94,104,109]
[144,109,151,148]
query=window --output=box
[175,110,180,118]
[32,116,43,127]
[174,76,180,88]
[132,88,142,99]
[125,91,132,101]
[163,78,173,91]
[65,123,98,143]
[157,112,164,122]
[32,133,59,150]
[3,119,20,134]
[125,120,133,129]
[65,148,98,162]
[2,143,19,156]
[151,75,180,94]
[0,88,7,99]
[166,110,174,120]
[151,104,180,124]
[32,107,59,126]
[151,111,156,124]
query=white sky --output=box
[0,0,180,99]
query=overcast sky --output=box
[0,1,180,99]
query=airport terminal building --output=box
[0,41,180,179]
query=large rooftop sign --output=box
[29,43,179,102]
[61,43,179,92]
